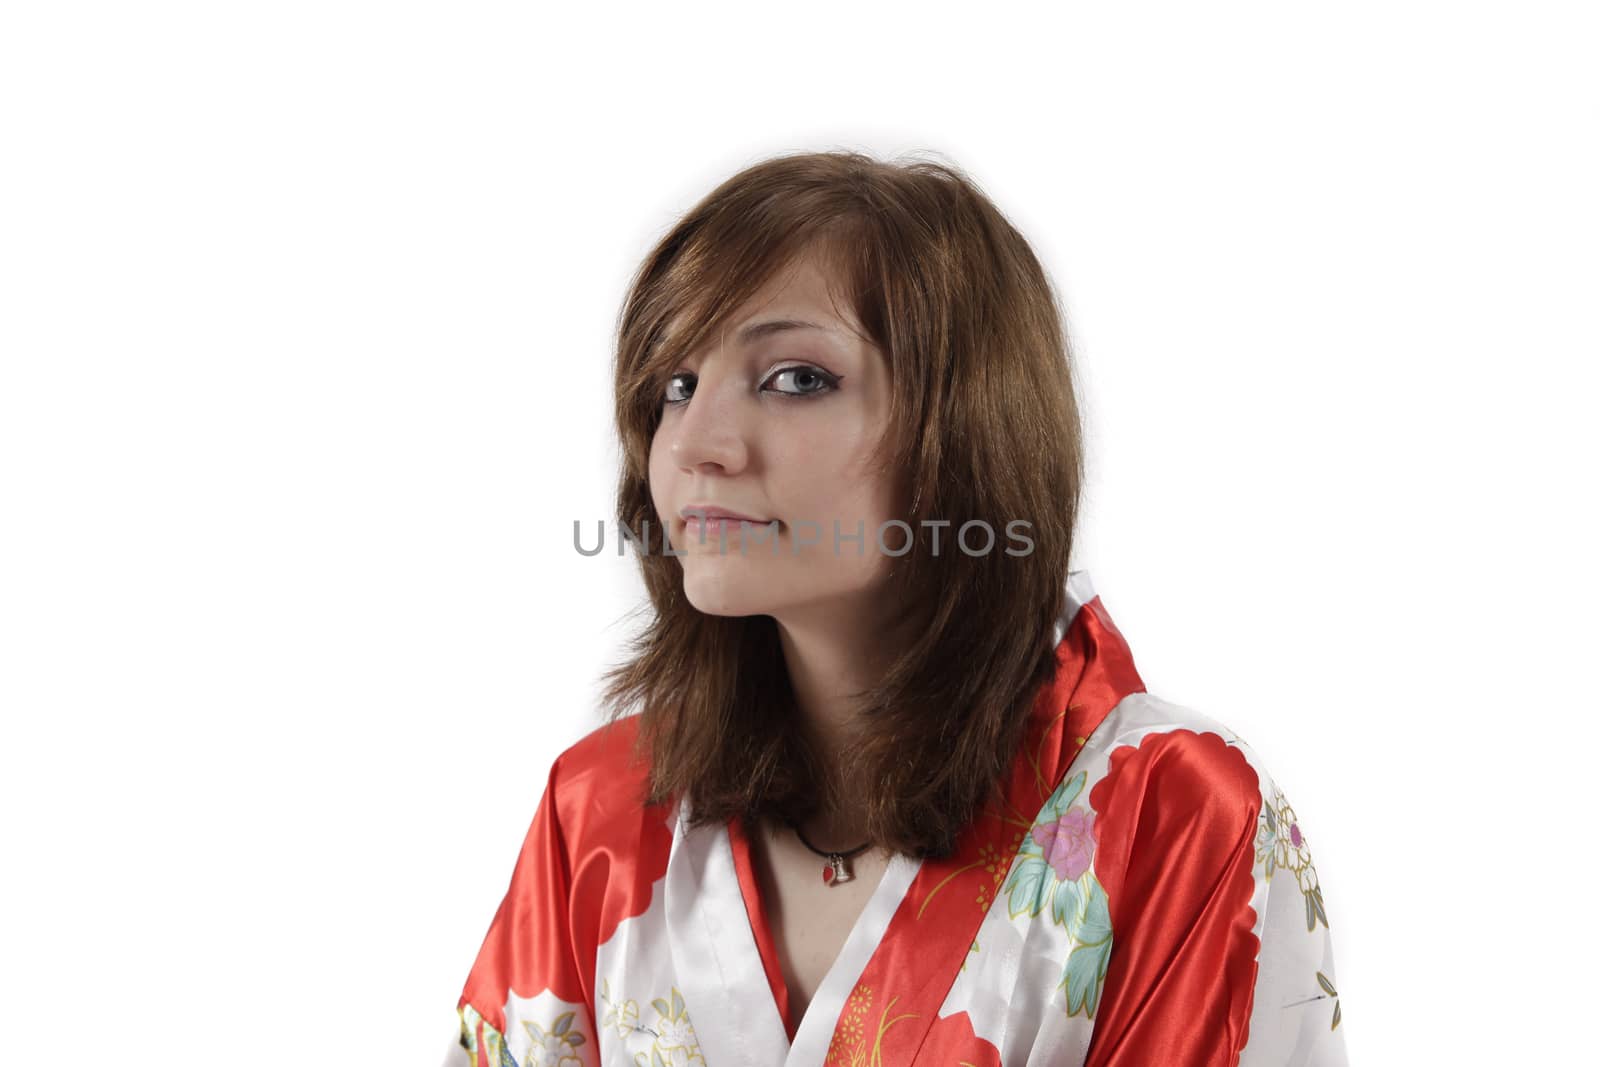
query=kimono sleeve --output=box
[1083,729,1347,1067]
[447,753,599,1067]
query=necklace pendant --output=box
[823,853,853,886]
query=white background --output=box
[2,2,1595,1063]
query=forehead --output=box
[718,244,864,343]
[661,240,854,344]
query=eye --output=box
[663,372,695,406]
[762,364,839,398]
[661,364,841,408]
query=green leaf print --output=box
[1051,875,1082,926]
[1006,855,1053,917]
[1058,875,1113,1018]
[1304,887,1329,931]
[1042,770,1087,822]
[1075,876,1111,945]
[1062,936,1113,1018]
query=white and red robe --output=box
[448,571,1348,1066]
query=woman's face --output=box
[647,245,900,621]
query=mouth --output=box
[681,514,778,531]
[679,506,773,524]
[678,513,782,544]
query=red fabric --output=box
[726,813,798,1041]
[830,595,1149,1064]
[919,1009,1004,1066]
[458,593,1283,1064]
[457,716,674,1038]
[1084,729,1264,1066]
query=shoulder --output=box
[544,714,677,944]
[1084,691,1276,835]
[1080,693,1275,958]
[546,712,664,840]
[550,712,651,792]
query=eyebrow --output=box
[733,318,832,345]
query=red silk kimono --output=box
[446,572,1348,1065]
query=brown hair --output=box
[599,149,1084,859]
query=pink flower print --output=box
[1032,805,1096,881]
[1289,822,1304,849]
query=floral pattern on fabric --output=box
[1002,770,1114,1017]
[456,1000,592,1067]
[1254,786,1329,931]
[598,980,704,1066]
[457,1002,523,1067]
[970,836,1025,914]
[523,1011,588,1067]
[449,578,1350,1065]
[1317,971,1343,1031]
[824,984,925,1067]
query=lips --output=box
[680,506,772,523]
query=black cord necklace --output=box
[784,817,872,886]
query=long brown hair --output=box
[598,149,1084,859]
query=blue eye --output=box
[662,365,840,407]
[663,373,695,405]
[762,365,839,398]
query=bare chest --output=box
[749,827,892,1028]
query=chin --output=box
[680,563,778,619]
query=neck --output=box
[771,589,911,846]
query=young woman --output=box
[447,151,1347,1066]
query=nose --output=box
[666,368,751,475]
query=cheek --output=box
[646,434,673,512]
[778,440,894,525]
